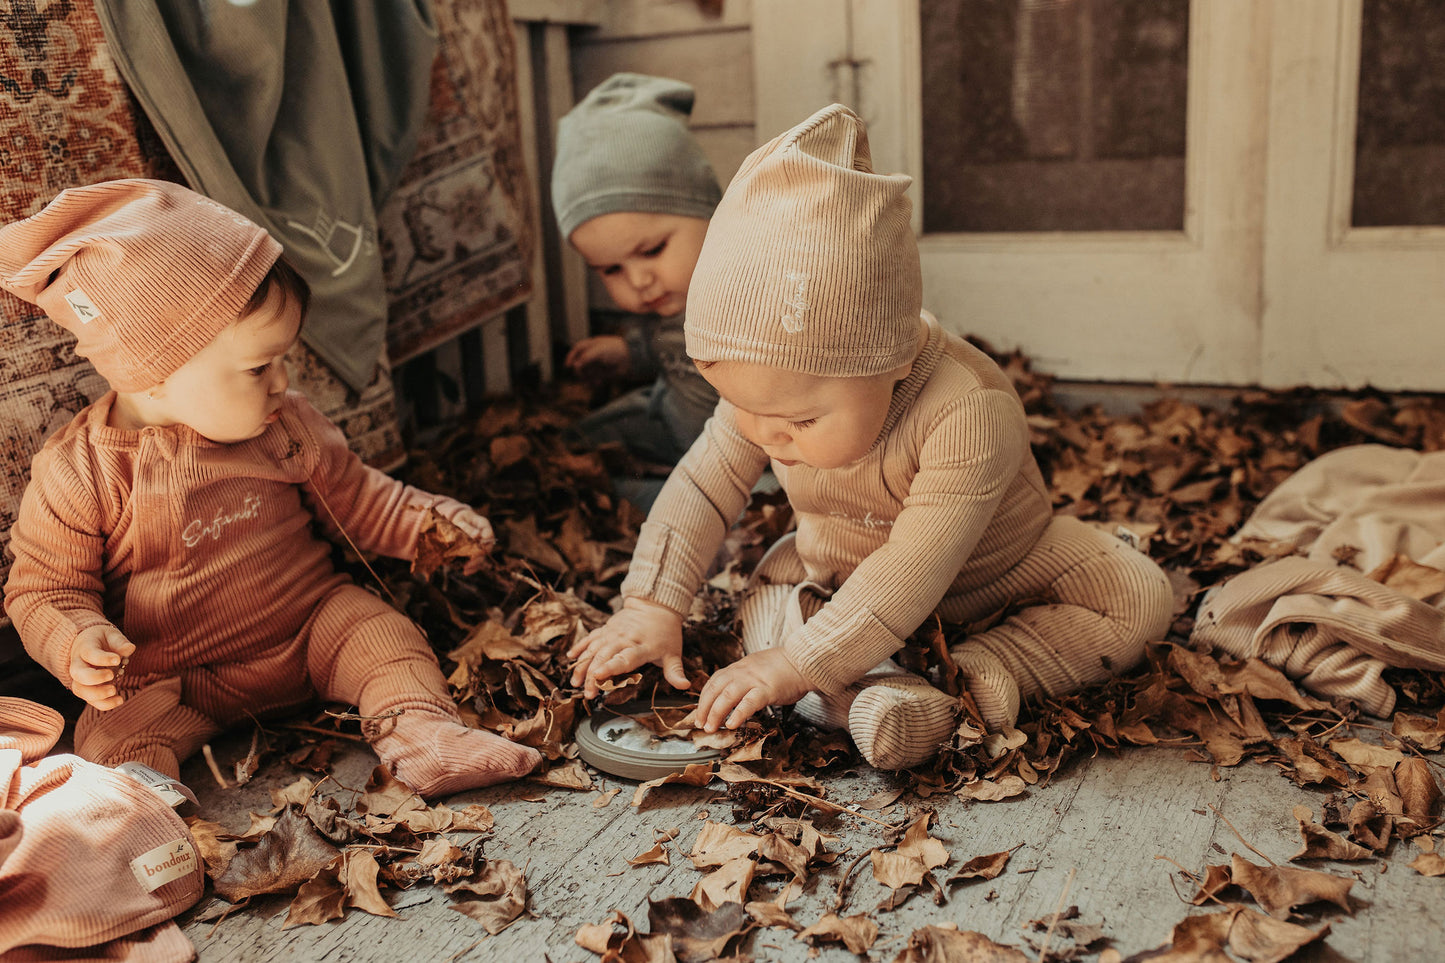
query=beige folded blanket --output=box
[1191,444,1445,716]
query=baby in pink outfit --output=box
[1,179,540,798]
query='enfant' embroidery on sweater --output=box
[828,510,892,529]
[182,493,262,547]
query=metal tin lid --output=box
[574,700,721,781]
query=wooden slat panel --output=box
[586,0,752,38]
[572,30,754,127]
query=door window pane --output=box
[920,0,1190,232]
[1353,0,1445,227]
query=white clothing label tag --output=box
[130,837,197,892]
[64,288,102,324]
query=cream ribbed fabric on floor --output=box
[1192,444,1445,716]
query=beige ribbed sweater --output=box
[622,313,1054,694]
[6,390,464,692]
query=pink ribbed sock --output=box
[366,706,541,798]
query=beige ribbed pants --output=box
[739,516,1173,764]
[74,582,458,778]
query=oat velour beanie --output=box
[0,178,282,393]
[685,104,922,377]
[551,73,722,239]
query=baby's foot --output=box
[848,682,959,770]
[949,645,1022,732]
[368,709,542,798]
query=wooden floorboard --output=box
[177,727,1440,962]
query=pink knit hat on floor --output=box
[0,698,203,958]
[685,104,922,378]
[0,178,281,392]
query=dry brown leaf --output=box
[445,858,528,934]
[891,923,1031,962]
[1408,851,1445,877]
[956,775,1027,801]
[269,777,316,809]
[358,765,428,818]
[872,849,930,890]
[631,762,716,808]
[1345,798,1393,852]
[412,509,491,580]
[690,856,756,913]
[1328,737,1405,770]
[1223,906,1331,963]
[1289,805,1375,862]
[947,849,1015,885]
[745,901,800,930]
[449,803,495,833]
[796,912,878,954]
[341,849,398,919]
[1187,863,1236,906]
[647,897,750,963]
[1393,710,1445,752]
[1364,553,1445,601]
[628,842,671,867]
[1395,756,1442,833]
[535,757,594,790]
[282,855,346,929]
[689,821,761,869]
[1229,854,1354,919]
[211,806,342,902]
[594,787,622,808]
[897,812,950,870]
[183,816,239,874]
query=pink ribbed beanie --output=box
[0,178,281,392]
[685,104,921,377]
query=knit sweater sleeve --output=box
[4,445,115,687]
[293,397,473,560]
[783,389,1032,694]
[620,402,769,615]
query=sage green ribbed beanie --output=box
[685,104,921,377]
[551,73,721,239]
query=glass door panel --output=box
[920,0,1190,232]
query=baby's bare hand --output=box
[567,598,687,698]
[695,649,812,733]
[445,508,496,575]
[70,624,136,711]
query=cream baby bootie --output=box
[847,680,960,770]
[949,645,1022,732]
[366,705,542,798]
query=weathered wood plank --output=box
[178,733,1441,961]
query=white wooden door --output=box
[753,0,1445,390]
[1262,0,1445,390]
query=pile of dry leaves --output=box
[187,357,1445,960]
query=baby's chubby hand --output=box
[567,597,688,699]
[445,507,496,575]
[693,649,812,733]
[69,624,136,711]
